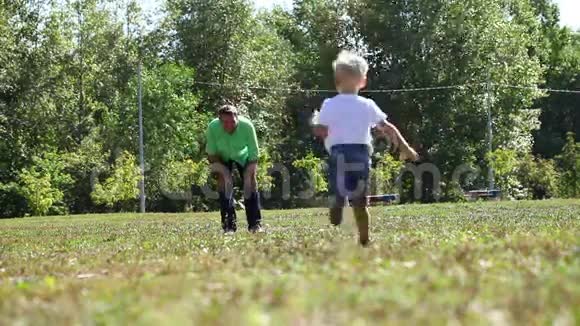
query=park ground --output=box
[0,200,579,325]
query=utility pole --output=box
[138,62,146,213]
[486,73,495,190]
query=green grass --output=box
[1,200,579,325]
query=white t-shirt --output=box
[318,94,387,151]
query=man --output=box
[205,105,263,233]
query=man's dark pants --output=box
[216,160,262,232]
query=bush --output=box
[557,132,579,198]
[17,153,73,216]
[398,172,417,204]
[441,180,468,203]
[91,151,141,211]
[160,159,209,212]
[486,148,522,199]
[370,153,403,195]
[292,153,328,194]
[0,182,27,218]
[517,155,560,199]
[18,169,63,216]
[257,150,274,192]
[62,131,107,213]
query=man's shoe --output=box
[224,228,236,235]
[249,225,265,234]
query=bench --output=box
[465,190,502,201]
[348,194,399,206]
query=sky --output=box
[140,0,579,31]
[556,0,580,31]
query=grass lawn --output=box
[1,200,579,325]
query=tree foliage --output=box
[293,153,328,194]
[91,151,140,209]
[371,153,404,195]
[17,153,73,216]
[0,0,578,216]
[487,148,522,199]
[517,154,560,199]
[557,132,580,198]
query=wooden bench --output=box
[465,190,502,201]
[348,194,399,206]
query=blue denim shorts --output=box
[328,144,371,207]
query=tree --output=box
[293,153,328,194]
[486,149,521,199]
[0,0,577,213]
[106,63,206,208]
[517,154,559,199]
[557,132,580,198]
[159,159,209,211]
[527,0,580,158]
[91,151,140,210]
[371,153,404,195]
[261,1,355,207]
[0,0,145,214]
[164,0,297,206]
[351,0,544,187]
[17,153,74,216]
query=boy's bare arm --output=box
[376,121,419,161]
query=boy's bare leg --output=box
[330,207,343,226]
[352,196,370,246]
[352,206,370,246]
[329,195,346,226]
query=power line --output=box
[193,81,481,93]
[192,81,580,94]
[193,81,318,93]
[494,83,580,94]
[363,84,479,93]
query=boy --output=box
[312,50,418,246]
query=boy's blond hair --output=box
[332,50,369,79]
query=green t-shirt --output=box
[205,116,259,165]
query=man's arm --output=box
[376,120,419,161]
[205,125,221,163]
[243,123,260,191]
[207,154,222,164]
[246,122,259,164]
